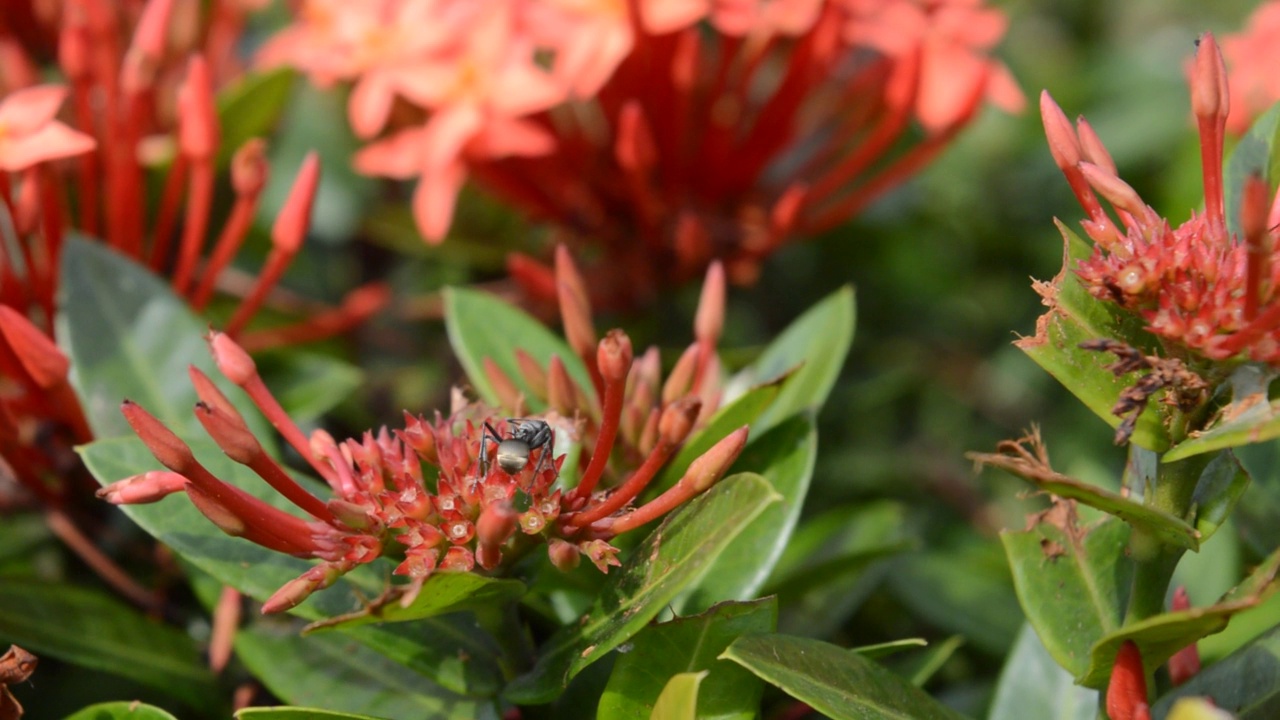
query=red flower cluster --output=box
[100,255,746,613]
[0,0,386,505]
[263,0,1022,303]
[1042,33,1280,366]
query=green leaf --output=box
[1016,225,1169,451]
[57,236,271,441]
[0,582,219,710]
[236,621,499,720]
[236,708,390,720]
[1190,451,1252,542]
[721,634,966,720]
[653,380,784,494]
[1153,623,1280,718]
[651,672,707,720]
[443,286,592,410]
[215,67,296,168]
[769,501,913,639]
[1000,513,1131,683]
[888,533,1022,656]
[853,639,929,660]
[256,350,363,423]
[987,624,1098,720]
[598,599,774,720]
[1224,102,1280,238]
[736,285,855,435]
[504,474,782,704]
[301,573,526,634]
[63,702,181,720]
[890,636,964,687]
[1164,365,1280,462]
[1080,539,1280,689]
[674,416,816,614]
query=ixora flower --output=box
[0,0,387,510]
[1041,33,1280,367]
[1221,1,1280,135]
[100,329,747,614]
[264,0,1022,304]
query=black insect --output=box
[479,418,556,479]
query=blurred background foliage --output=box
[10,0,1280,716]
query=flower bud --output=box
[597,330,634,385]
[684,426,748,492]
[662,342,699,404]
[194,402,261,465]
[694,261,725,346]
[262,563,343,614]
[0,305,70,388]
[209,331,257,386]
[440,546,475,572]
[273,152,321,253]
[477,503,518,547]
[121,400,197,473]
[1039,90,1081,172]
[1106,640,1149,720]
[658,397,700,447]
[555,245,596,358]
[231,138,269,196]
[547,538,580,572]
[96,471,188,504]
[1191,32,1229,124]
[178,55,219,160]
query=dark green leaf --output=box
[598,599,775,720]
[63,702,181,720]
[770,501,913,639]
[1153,623,1280,718]
[1000,513,1130,683]
[1080,541,1280,688]
[890,636,964,687]
[675,416,816,614]
[1015,225,1169,451]
[721,634,966,720]
[236,620,499,720]
[853,639,929,660]
[738,285,855,435]
[1191,451,1251,542]
[651,672,706,720]
[1164,366,1280,462]
[301,573,525,634]
[443,286,592,411]
[504,473,781,704]
[236,708,389,720]
[987,624,1097,720]
[0,582,219,709]
[215,68,296,168]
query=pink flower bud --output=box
[121,400,197,473]
[1168,587,1201,686]
[272,152,321,253]
[96,471,188,504]
[194,402,261,465]
[658,397,700,447]
[579,539,620,573]
[178,55,219,160]
[209,331,257,386]
[439,546,474,572]
[1080,162,1146,219]
[547,538,580,572]
[662,342,700,404]
[0,305,69,388]
[684,426,748,492]
[555,245,596,359]
[477,504,518,547]
[231,139,269,196]
[262,563,344,614]
[1107,641,1149,720]
[1191,33,1229,124]
[694,261,725,346]
[121,0,174,93]
[1039,90,1081,172]
[597,330,633,385]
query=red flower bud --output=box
[1107,641,1149,720]
[97,471,188,504]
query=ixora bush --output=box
[972,34,1280,720]
[33,227,1011,718]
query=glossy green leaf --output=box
[653,380,784,494]
[721,634,966,720]
[675,416,816,614]
[651,672,707,720]
[237,708,389,720]
[888,533,1022,656]
[1164,365,1280,462]
[853,639,929,660]
[1081,541,1280,688]
[1015,225,1169,451]
[1236,438,1280,556]
[598,599,774,720]
[256,350,363,423]
[301,573,525,633]
[237,621,499,720]
[215,67,297,168]
[737,285,855,435]
[442,286,592,411]
[1001,514,1131,683]
[1153,623,1280,718]
[57,236,271,441]
[0,582,219,709]
[504,473,781,704]
[987,624,1097,720]
[769,501,913,639]
[1224,102,1280,238]
[64,702,181,720]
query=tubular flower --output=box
[1221,1,1280,135]
[101,330,747,613]
[1042,33,1280,366]
[0,1,388,507]
[263,0,1022,304]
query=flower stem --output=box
[1124,452,1209,624]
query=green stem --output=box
[1123,453,1210,624]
